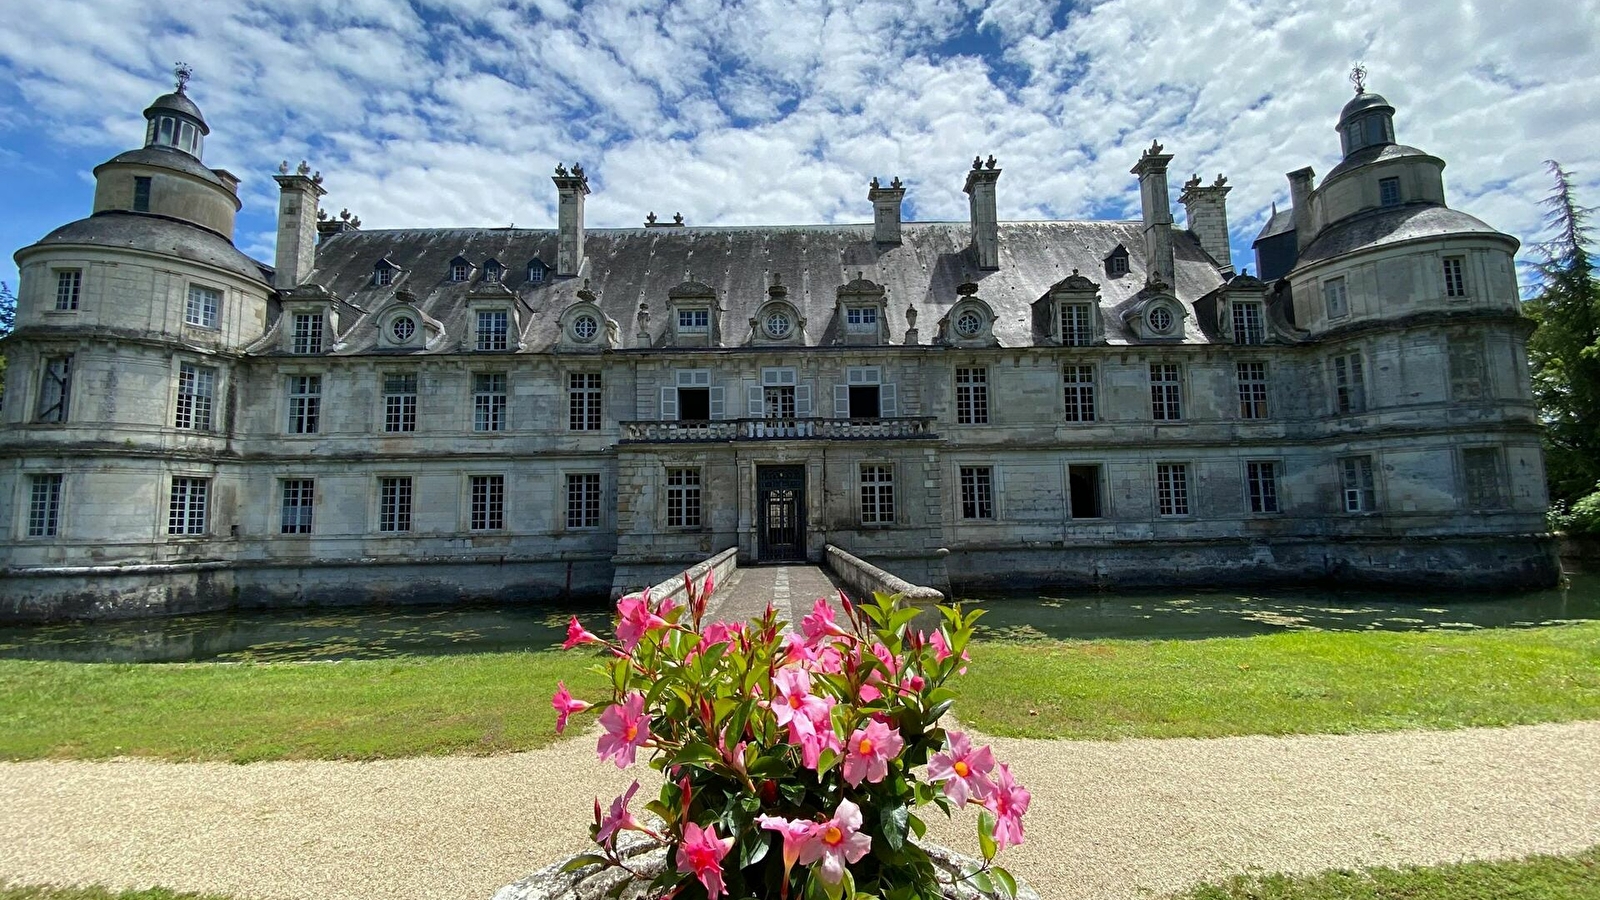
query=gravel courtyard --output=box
[2,720,1597,900]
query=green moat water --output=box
[1,575,1595,664]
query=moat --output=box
[2,575,1596,663]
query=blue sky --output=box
[2,0,1596,293]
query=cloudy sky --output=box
[1,0,1595,292]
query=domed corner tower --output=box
[0,67,275,620]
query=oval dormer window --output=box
[1148,306,1174,333]
[955,308,985,337]
[572,314,599,342]
[764,309,792,339]
[391,316,416,342]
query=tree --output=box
[0,281,13,406]
[1525,161,1600,505]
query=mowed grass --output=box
[954,621,1600,740]
[1171,845,1600,899]
[0,651,606,762]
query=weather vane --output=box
[174,62,193,93]
[1349,62,1367,93]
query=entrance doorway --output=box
[757,465,807,561]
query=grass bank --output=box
[1171,845,1600,899]
[2,623,1599,761]
[954,621,1600,740]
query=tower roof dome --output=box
[1336,65,1397,158]
[143,89,209,135]
[1339,90,1394,124]
[140,64,209,158]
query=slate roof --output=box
[1253,207,1295,244]
[96,146,231,189]
[1297,204,1510,267]
[293,221,1227,354]
[1324,143,1438,181]
[20,211,270,283]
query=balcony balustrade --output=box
[619,416,939,443]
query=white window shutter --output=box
[880,383,898,417]
[709,386,725,419]
[834,384,850,417]
[747,386,763,417]
[660,386,678,421]
[795,384,812,416]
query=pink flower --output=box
[676,821,734,898]
[757,814,817,885]
[982,763,1031,850]
[927,731,997,806]
[931,629,970,674]
[842,718,903,786]
[596,691,650,768]
[563,616,601,650]
[858,642,899,702]
[595,781,644,847]
[791,697,840,769]
[551,681,591,734]
[801,597,851,645]
[616,594,668,651]
[769,667,830,729]
[701,620,745,649]
[798,799,872,885]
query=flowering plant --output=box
[553,574,1028,900]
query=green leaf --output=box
[816,747,839,777]
[560,853,610,873]
[923,698,955,727]
[991,866,1017,900]
[907,813,926,839]
[970,871,994,896]
[666,741,720,769]
[882,804,909,852]
[977,809,998,862]
[739,832,771,868]
[888,607,921,634]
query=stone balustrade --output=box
[619,416,938,443]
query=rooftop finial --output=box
[174,62,193,93]
[1350,62,1368,94]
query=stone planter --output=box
[494,833,1039,900]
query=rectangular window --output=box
[1231,301,1265,345]
[287,375,321,434]
[1246,461,1280,514]
[845,306,879,331]
[764,385,797,418]
[383,373,417,433]
[55,270,81,311]
[1341,456,1377,513]
[568,372,603,431]
[280,479,314,534]
[1323,276,1348,319]
[133,176,152,212]
[677,308,710,333]
[528,266,545,284]
[1237,361,1269,420]
[954,367,989,425]
[1060,302,1094,346]
[1068,464,1103,519]
[374,267,394,286]
[174,363,217,431]
[1150,363,1182,421]
[666,468,702,529]
[860,464,895,524]
[1379,176,1401,207]
[291,313,323,354]
[470,474,506,531]
[473,373,507,432]
[451,263,469,282]
[958,466,994,520]
[1443,256,1467,298]
[1449,341,1485,401]
[476,310,509,351]
[185,285,221,328]
[1063,364,1097,422]
[27,474,63,537]
[36,355,72,423]
[1463,448,1506,510]
[379,477,413,532]
[167,477,209,536]
[566,473,602,529]
[1156,463,1190,516]
[483,264,502,284]
[1333,353,1365,414]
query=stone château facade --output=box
[0,72,1558,620]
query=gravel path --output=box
[1,721,1597,900]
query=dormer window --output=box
[954,309,983,337]
[1105,245,1131,277]
[528,262,546,284]
[373,259,399,287]
[678,308,710,333]
[477,310,510,351]
[450,262,470,282]
[1061,303,1093,346]
[483,260,503,284]
[845,306,878,332]
[1231,300,1265,345]
[764,309,793,339]
[1148,307,1173,333]
[291,312,325,355]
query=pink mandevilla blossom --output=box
[926,730,997,806]
[563,616,601,650]
[595,780,644,847]
[701,620,745,649]
[801,597,851,645]
[931,629,970,674]
[615,594,668,651]
[842,717,903,786]
[676,821,734,899]
[858,642,900,702]
[596,691,650,768]
[550,681,591,734]
[756,814,817,883]
[983,762,1031,850]
[769,667,828,728]
[798,798,872,885]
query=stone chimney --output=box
[272,162,326,290]
[963,156,1001,270]
[1130,141,1175,286]
[1180,173,1233,276]
[869,176,906,245]
[1287,167,1317,253]
[552,162,591,276]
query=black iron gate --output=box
[757,465,806,561]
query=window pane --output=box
[955,368,989,425]
[28,474,63,537]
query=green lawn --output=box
[1171,846,1600,899]
[954,621,1600,740]
[2,623,1599,762]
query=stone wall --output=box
[826,544,946,604]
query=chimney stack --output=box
[1130,141,1175,286]
[869,176,907,245]
[552,162,591,276]
[1180,173,1234,276]
[1287,167,1317,253]
[272,161,326,290]
[963,156,1002,270]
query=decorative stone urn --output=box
[494,833,1039,900]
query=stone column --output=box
[1130,141,1175,286]
[869,176,907,245]
[552,164,591,277]
[1180,173,1234,275]
[272,170,326,289]
[962,157,1002,270]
